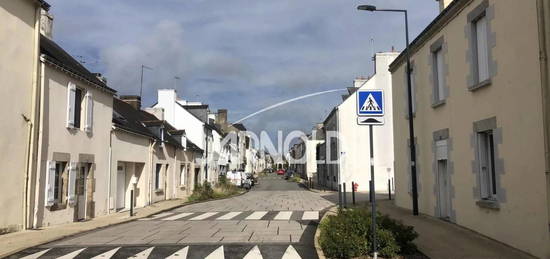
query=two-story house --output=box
[0,0,50,233]
[391,0,550,257]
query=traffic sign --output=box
[357,116,385,126]
[357,90,384,116]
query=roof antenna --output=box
[370,38,375,61]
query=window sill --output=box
[154,189,164,194]
[431,100,446,109]
[48,203,67,211]
[476,199,500,210]
[179,185,186,190]
[468,79,492,92]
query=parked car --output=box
[277,169,285,175]
[284,169,294,180]
[242,177,252,190]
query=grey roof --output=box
[40,35,116,93]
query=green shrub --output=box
[188,181,214,202]
[319,207,418,258]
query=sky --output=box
[46,0,438,146]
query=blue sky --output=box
[46,0,438,140]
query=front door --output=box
[76,164,89,220]
[116,163,126,210]
[437,159,450,219]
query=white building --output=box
[153,89,217,184]
[319,52,398,192]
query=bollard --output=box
[352,181,356,205]
[343,182,347,208]
[338,184,342,209]
[130,190,134,217]
[388,179,392,200]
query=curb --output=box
[314,205,338,259]
[1,189,249,258]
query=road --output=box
[12,175,336,259]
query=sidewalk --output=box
[0,199,185,258]
[376,199,535,259]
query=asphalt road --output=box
[11,174,335,259]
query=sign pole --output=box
[369,124,377,258]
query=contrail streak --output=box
[233,88,347,124]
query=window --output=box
[155,164,162,190]
[477,130,496,200]
[433,47,445,103]
[474,15,489,83]
[66,82,86,129]
[54,162,67,202]
[180,164,186,186]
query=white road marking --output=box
[216,212,242,220]
[151,212,174,219]
[243,245,263,259]
[162,212,194,221]
[274,211,293,220]
[246,211,268,220]
[301,211,319,220]
[166,246,189,258]
[128,247,154,258]
[20,249,51,259]
[90,247,120,258]
[190,212,218,220]
[205,246,224,259]
[281,245,301,259]
[57,248,86,259]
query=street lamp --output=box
[357,4,419,216]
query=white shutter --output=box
[436,50,445,101]
[67,162,77,205]
[84,92,93,133]
[67,82,76,128]
[476,16,490,82]
[435,140,448,161]
[45,161,56,207]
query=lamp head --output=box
[357,5,377,11]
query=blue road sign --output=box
[357,90,384,116]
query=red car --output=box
[277,169,285,175]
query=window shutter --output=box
[67,82,76,128]
[85,92,93,133]
[45,161,56,207]
[476,16,490,82]
[67,162,77,205]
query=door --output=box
[116,163,126,210]
[194,168,200,187]
[437,160,450,219]
[76,164,89,220]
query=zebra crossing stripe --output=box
[246,211,268,220]
[20,248,51,259]
[90,247,120,259]
[281,245,301,259]
[301,211,319,220]
[205,246,224,259]
[57,248,86,259]
[243,245,263,259]
[190,212,218,220]
[129,247,154,258]
[166,246,189,259]
[162,212,194,221]
[274,211,292,220]
[217,211,242,220]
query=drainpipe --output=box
[23,6,42,230]
[538,0,550,173]
[537,0,550,227]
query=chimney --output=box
[217,109,228,125]
[120,95,142,110]
[436,0,454,12]
[40,9,54,39]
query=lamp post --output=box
[357,4,419,216]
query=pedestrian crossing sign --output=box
[357,90,384,116]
